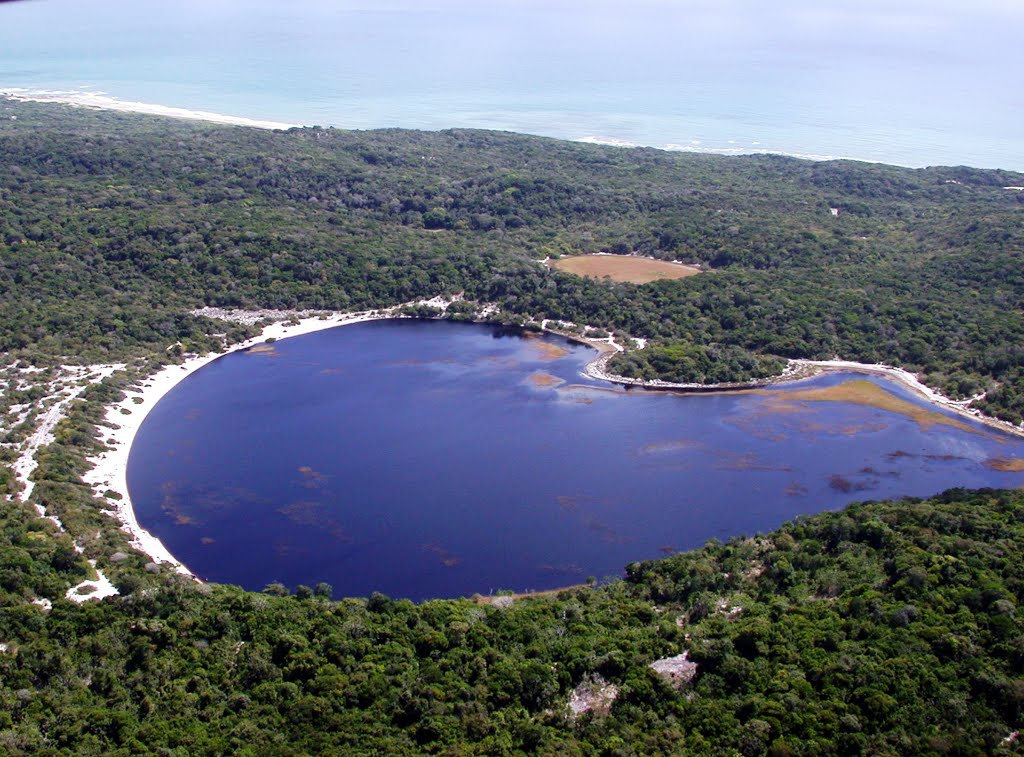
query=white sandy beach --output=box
[1,88,300,130]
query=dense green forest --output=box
[4,488,1024,754]
[1,99,1023,419]
[3,99,1024,754]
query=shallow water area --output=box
[128,320,1024,600]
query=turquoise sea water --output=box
[1,0,1021,170]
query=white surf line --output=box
[83,297,461,575]
[1,88,300,130]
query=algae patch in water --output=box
[760,379,978,434]
[984,457,1024,472]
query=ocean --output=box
[1,0,1021,170]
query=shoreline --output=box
[1,88,299,130]
[7,89,1014,172]
[80,307,1024,585]
[81,308,398,577]
[580,345,1024,439]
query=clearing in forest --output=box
[550,254,702,284]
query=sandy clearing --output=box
[550,254,701,284]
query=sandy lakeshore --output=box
[79,305,1024,579]
[82,310,389,576]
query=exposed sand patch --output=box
[649,652,699,689]
[7,363,124,504]
[473,583,589,605]
[65,561,119,603]
[567,674,619,719]
[550,254,701,284]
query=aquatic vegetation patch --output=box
[422,542,460,568]
[527,372,563,387]
[984,456,1024,472]
[639,439,704,455]
[522,332,571,360]
[767,379,978,434]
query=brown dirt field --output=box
[550,255,702,284]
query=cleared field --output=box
[550,255,701,284]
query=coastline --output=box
[1,88,300,130]
[0,88,922,170]
[5,89,1008,171]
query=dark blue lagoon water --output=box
[128,319,1024,600]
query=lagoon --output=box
[127,320,1024,600]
